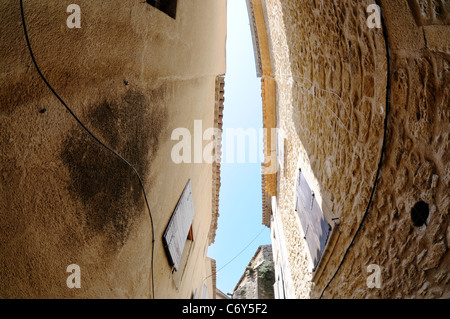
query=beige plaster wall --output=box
[0,0,226,298]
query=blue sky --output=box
[208,0,272,295]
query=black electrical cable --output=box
[319,2,391,299]
[19,0,155,298]
[202,226,267,287]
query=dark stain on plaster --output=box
[61,89,167,249]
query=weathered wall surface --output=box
[265,0,448,298]
[233,245,275,299]
[0,0,226,298]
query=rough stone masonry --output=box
[264,0,449,299]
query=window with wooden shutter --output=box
[277,130,285,170]
[146,0,178,19]
[163,179,195,271]
[295,169,331,270]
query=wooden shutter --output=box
[295,170,331,270]
[146,0,178,19]
[163,180,194,271]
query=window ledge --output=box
[311,223,341,283]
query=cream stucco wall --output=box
[0,0,226,298]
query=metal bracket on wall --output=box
[332,218,341,233]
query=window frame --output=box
[146,0,178,19]
[163,179,195,271]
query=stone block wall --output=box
[0,0,227,298]
[264,0,449,299]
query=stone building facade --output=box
[249,0,449,298]
[232,245,275,299]
[0,0,226,298]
